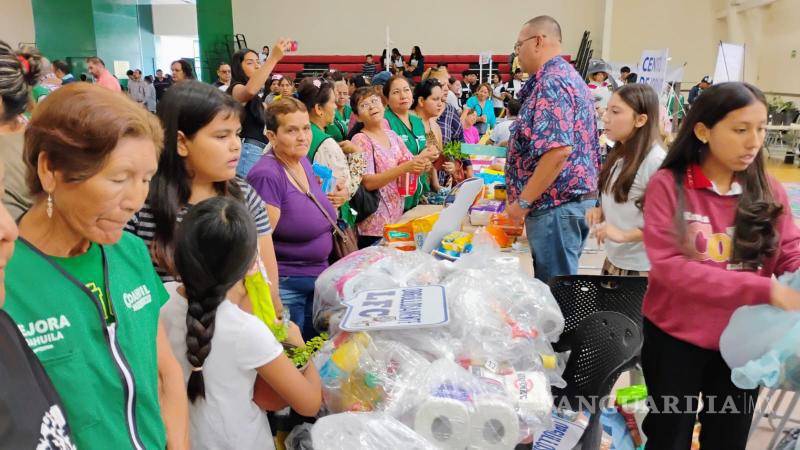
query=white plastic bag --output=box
[311,412,437,450]
[720,304,800,390]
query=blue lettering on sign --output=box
[358,308,390,318]
[532,422,570,449]
[359,291,396,317]
[398,288,423,324]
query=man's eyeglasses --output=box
[514,35,545,52]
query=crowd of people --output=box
[0,12,799,450]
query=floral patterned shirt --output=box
[352,130,413,237]
[505,55,600,211]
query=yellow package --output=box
[411,213,439,250]
[383,213,440,251]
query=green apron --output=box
[4,234,168,450]
[325,105,353,142]
[309,123,356,226]
[384,109,429,211]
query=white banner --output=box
[713,42,745,83]
[638,49,669,96]
[665,65,685,83]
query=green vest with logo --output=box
[3,233,168,450]
[309,122,356,226]
[325,105,352,142]
[385,109,430,210]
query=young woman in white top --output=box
[160,196,321,450]
[586,83,667,276]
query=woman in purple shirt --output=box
[247,98,344,339]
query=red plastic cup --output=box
[397,173,418,196]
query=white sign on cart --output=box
[340,286,449,331]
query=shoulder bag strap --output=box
[364,133,386,208]
[275,157,343,237]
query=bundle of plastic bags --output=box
[311,413,438,450]
[310,240,566,447]
[720,270,800,390]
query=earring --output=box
[46,193,53,219]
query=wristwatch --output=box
[517,198,533,209]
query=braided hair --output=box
[174,196,258,402]
[0,41,41,123]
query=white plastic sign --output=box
[638,49,669,96]
[713,42,745,83]
[340,286,449,331]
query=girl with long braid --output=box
[160,197,321,449]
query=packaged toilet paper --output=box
[469,397,521,450]
[413,397,472,449]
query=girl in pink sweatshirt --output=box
[641,82,800,449]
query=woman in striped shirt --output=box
[126,80,283,314]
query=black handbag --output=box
[350,139,383,223]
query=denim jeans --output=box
[237,139,266,178]
[278,275,318,341]
[524,199,594,283]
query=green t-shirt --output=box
[4,233,168,450]
[385,109,429,210]
[325,105,353,142]
[52,243,114,323]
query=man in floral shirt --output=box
[505,15,600,283]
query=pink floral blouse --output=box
[352,130,413,237]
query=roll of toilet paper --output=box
[505,371,552,419]
[413,397,471,450]
[468,397,521,450]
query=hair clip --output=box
[313,79,322,88]
[16,55,30,74]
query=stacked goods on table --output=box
[307,242,566,449]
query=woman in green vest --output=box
[325,79,353,143]
[383,75,440,210]
[296,78,358,226]
[326,77,363,161]
[4,83,189,450]
[0,39,77,449]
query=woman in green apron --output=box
[382,75,439,210]
[297,78,356,226]
[4,83,189,450]
[325,79,353,142]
